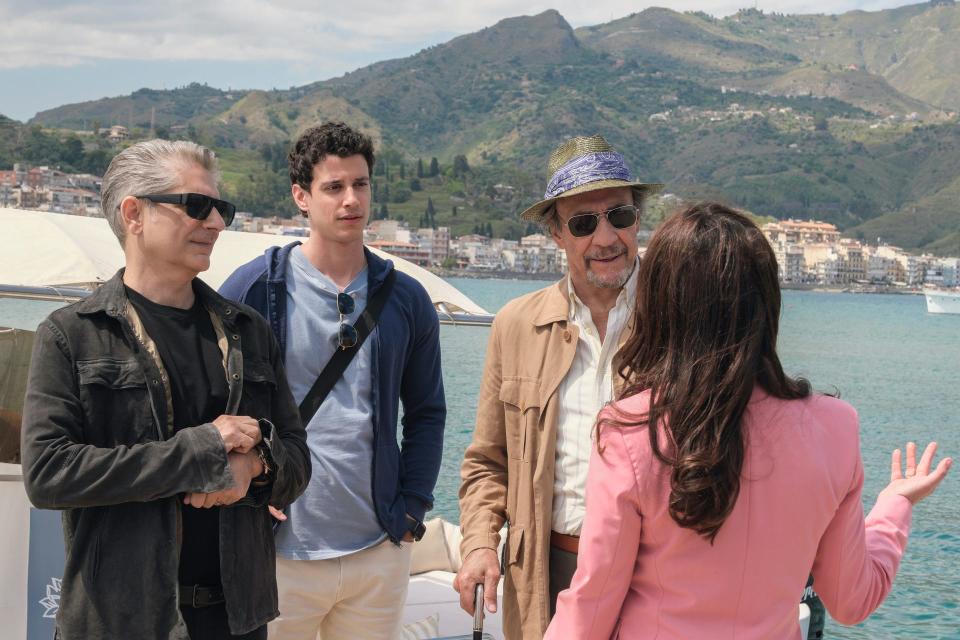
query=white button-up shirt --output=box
[551,262,638,535]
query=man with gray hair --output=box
[21,139,310,639]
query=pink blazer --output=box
[545,389,912,640]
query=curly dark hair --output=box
[288,122,375,191]
[603,202,810,543]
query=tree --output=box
[80,149,112,175]
[425,197,436,228]
[380,202,389,219]
[409,178,422,192]
[399,163,406,180]
[452,205,458,217]
[416,158,424,178]
[62,136,84,166]
[429,157,439,177]
[453,154,470,178]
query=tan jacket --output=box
[459,278,632,639]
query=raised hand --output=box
[211,415,262,453]
[879,441,952,505]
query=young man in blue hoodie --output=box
[220,122,445,639]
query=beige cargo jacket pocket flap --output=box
[499,377,540,461]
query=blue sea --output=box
[436,279,960,640]
[4,280,958,638]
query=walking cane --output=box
[473,583,484,640]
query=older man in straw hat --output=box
[455,135,661,638]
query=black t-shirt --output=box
[126,285,229,587]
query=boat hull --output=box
[924,289,960,315]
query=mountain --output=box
[576,8,798,75]
[19,2,960,253]
[31,83,243,131]
[719,2,960,109]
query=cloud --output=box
[0,0,915,69]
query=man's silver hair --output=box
[100,139,220,245]
[539,186,647,234]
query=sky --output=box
[0,0,922,122]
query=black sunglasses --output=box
[337,292,358,350]
[565,204,639,238]
[136,193,237,227]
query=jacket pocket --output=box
[241,358,277,416]
[76,358,151,444]
[499,377,540,461]
[77,358,144,389]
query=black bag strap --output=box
[297,269,397,425]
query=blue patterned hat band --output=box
[543,151,632,199]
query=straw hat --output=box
[519,135,662,221]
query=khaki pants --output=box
[269,539,413,640]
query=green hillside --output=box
[12,2,960,254]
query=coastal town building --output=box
[761,220,949,288]
[2,164,954,284]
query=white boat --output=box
[0,208,494,326]
[924,288,960,315]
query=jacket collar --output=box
[364,246,392,290]
[265,241,302,282]
[76,268,250,326]
[532,276,572,327]
[267,241,393,291]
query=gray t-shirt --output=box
[275,246,385,559]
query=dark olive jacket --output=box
[21,270,310,640]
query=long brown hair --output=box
[609,202,809,542]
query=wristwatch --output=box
[405,514,427,542]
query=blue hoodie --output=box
[220,241,445,541]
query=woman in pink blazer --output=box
[546,203,951,640]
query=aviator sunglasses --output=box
[136,193,237,227]
[337,293,359,350]
[565,204,639,238]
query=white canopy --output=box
[1,208,489,317]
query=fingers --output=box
[237,417,262,444]
[929,456,953,485]
[456,573,476,615]
[184,493,205,508]
[484,570,499,613]
[213,416,262,452]
[891,448,902,481]
[230,433,256,454]
[905,442,918,478]
[184,491,240,509]
[268,506,287,521]
[202,492,222,508]
[917,442,938,476]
